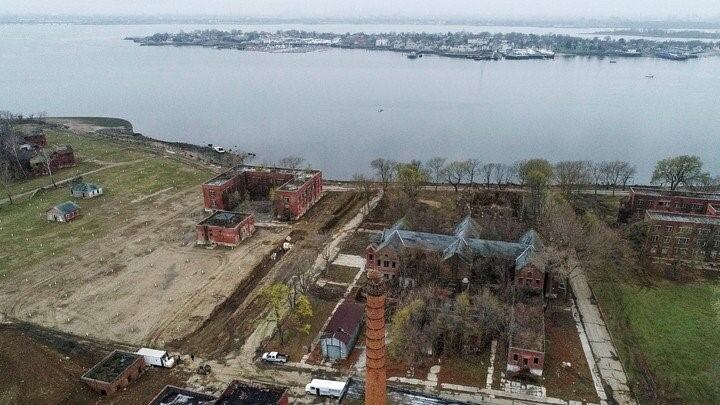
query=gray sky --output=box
[1,0,719,20]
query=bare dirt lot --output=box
[0,186,290,346]
[0,322,188,405]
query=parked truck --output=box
[305,379,347,398]
[136,348,176,368]
[261,351,288,364]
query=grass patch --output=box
[262,295,338,361]
[45,131,150,163]
[324,264,359,284]
[8,161,103,196]
[593,275,720,403]
[438,354,488,387]
[0,154,210,273]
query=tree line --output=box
[368,155,719,196]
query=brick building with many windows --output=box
[202,165,322,220]
[643,210,720,268]
[625,187,720,217]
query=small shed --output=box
[320,301,365,360]
[47,201,80,222]
[71,181,103,199]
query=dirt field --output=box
[0,322,188,405]
[0,184,289,345]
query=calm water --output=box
[1,23,719,180]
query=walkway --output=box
[570,269,636,405]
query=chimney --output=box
[365,269,387,405]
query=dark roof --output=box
[216,381,287,405]
[50,201,80,214]
[199,211,251,228]
[148,386,217,405]
[631,187,720,202]
[646,210,720,226]
[321,300,365,346]
[71,182,100,193]
[82,350,142,383]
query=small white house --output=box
[71,182,103,199]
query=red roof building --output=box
[319,301,365,360]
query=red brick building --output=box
[202,165,322,220]
[626,187,720,216]
[23,133,47,148]
[506,298,545,377]
[643,210,720,268]
[365,216,543,285]
[29,144,76,174]
[196,211,255,247]
[81,350,145,395]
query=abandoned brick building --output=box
[196,210,256,247]
[625,187,720,217]
[202,165,323,220]
[366,215,548,376]
[29,144,75,174]
[365,216,545,289]
[507,296,546,376]
[216,380,289,405]
[642,210,720,268]
[81,350,145,395]
[148,385,217,405]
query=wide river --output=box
[1,23,719,180]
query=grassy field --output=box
[0,131,211,273]
[593,275,720,402]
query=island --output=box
[125,29,719,60]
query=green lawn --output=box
[45,131,150,163]
[0,149,211,273]
[593,277,720,402]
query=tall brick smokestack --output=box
[365,269,387,405]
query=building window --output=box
[652,235,659,242]
[513,354,518,361]
[677,237,689,246]
[661,248,668,255]
[391,262,396,268]
[535,279,540,285]
[665,226,673,232]
[368,253,373,261]
[533,357,539,364]
[383,260,389,267]
[377,259,381,266]
[523,358,528,366]
[664,236,671,244]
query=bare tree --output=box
[40,149,57,188]
[494,163,511,189]
[278,155,305,169]
[353,173,375,214]
[465,159,482,188]
[619,162,637,190]
[426,157,446,191]
[554,160,591,196]
[0,158,15,204]
[371,158,397,191]
[480,163,496,188]
[445,161,468,192]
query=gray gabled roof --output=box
[373,216,541,267]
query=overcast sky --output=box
[1,0,719,20]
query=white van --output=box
[136,348,175,368]
[305,379,347,398]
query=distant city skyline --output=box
[2,0,720,21]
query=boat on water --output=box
[619,49,642,57]
[656,51,689,61]
[645,74,654,78]
[406,52,418,59]
[536,49,555,59]
[609,60,617,63]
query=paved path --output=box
[570,269,636,405]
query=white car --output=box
[305,379,347,398]
[261,351,288,363]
